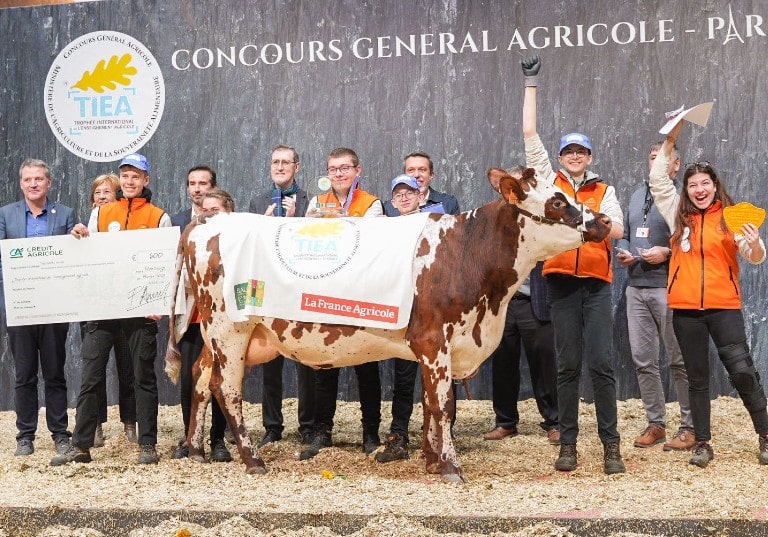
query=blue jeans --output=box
[548,275,619,445]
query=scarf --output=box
[270,181,300,217]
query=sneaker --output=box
[603,442,626,474]
[555,443,577,471]
[689,441,714,468]
[54,436,72,455]
[546,427,561,445]
[362,432,381,455]
[50,445,91,466]
[171,441,189,460]
[93,424,105,448]
[663,428,696,451]
[374,433,409,463]
[758,435,768,465]
[14,439,34,457]
[633,424,666,448]
[299,425,332,461]
[211,438,233,463]
[137,444,159,465]
[257,430,282,449]
[123,423,138,444]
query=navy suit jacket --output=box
[0,199,75,310]
[171,208,194,229]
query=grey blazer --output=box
[0,199,75,310]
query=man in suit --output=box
[169,165,232,463]
[0,159,75,456]
[383,152,460,217]
[248,144,315,447]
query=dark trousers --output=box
[389,358,419,437]
[80,322,136,425]
[489,296,558,430]
[7,322,70,442]
[314,362,381,435]
[673,308,768,441]
[548,275,619,445]
[178,323,226,442]
[262,355,315,437]
[73,318,159,448]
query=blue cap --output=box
[391,174,420,193]
[558,133,592,155]
[118,153,150,174]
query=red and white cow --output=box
[165,168,611,483]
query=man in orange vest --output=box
[301,147,384,460]
[521,56,626,475]
[51,153,171,467]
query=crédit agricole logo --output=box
[44,31,165,162]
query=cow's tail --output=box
[164,228,188,385]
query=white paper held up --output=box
[659,102,714,134]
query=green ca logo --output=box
[9,248,23,258]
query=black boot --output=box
[374,433,409,463]
[299,424,332,461]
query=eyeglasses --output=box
[327,164,356,174]
[271,160,296,168]
[561,148,590,158]
[393,191,418,202]
[681,226,691,253]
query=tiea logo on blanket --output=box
[275,219,360,279]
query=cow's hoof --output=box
[426,462,441,474]
[189,454,206,463]
[441,473,467,484]
[245,464,267,475]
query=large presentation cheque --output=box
[1,227,180,326]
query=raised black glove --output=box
[521,55,541,86]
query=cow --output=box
[165,167,612,483]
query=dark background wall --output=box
[1,0,767,412]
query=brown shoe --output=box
[633,424,666,448]
[483,426,518,440]
[546,427,560,445]
[123,423,138,444]
[93,423,105,448]
[663,428,696,451]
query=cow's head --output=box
[487,167,611,257]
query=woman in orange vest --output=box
[650,119,768,469]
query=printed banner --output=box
[201,212,431,329]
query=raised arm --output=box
[522,56,540,139]
[648,120,683,232]
[521,55,556,184]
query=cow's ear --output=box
[488,168,526,204]
[521,168,538,190]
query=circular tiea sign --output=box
[44,31,165,162]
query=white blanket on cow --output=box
[210,212,430,329]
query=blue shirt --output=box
[25,200,49,238]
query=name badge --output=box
[635,227,650,238]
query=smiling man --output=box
[521,56,625,475]
[0,159,75,458]
[53,153,171,467]
[383,152,460,217]
[248,145,315,448]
